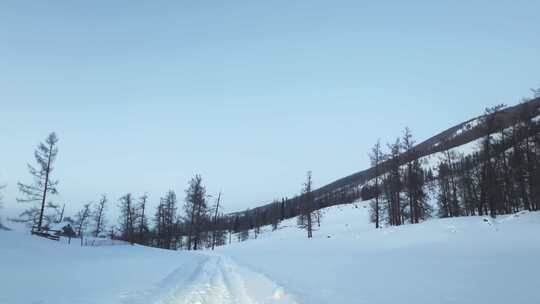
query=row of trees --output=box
[367,98,540,228]
[9,132,237,250]
[10,92,540,244]
[368,128,433,227]
[435,102,540,218]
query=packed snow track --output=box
[121,254,297,304]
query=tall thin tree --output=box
[297,171,315,238]
[369,139,383,228]
[92,195,107,237]
[16,132,60,230]
[184,175,207,250]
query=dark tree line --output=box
[366,129,432,227]
[435,102,540,218]
[366,98,540,227]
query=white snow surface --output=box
[1,204,540,304]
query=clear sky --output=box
[1,1,539,222]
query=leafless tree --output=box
[75,203,91,246]
[92,195,107,237]
[184,175,208,250]
[297,171,316,238]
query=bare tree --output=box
[385,138,403,226]
[74,203,91,246]
[16,132,60,230]
[118,193,136,244]
[136,193,150,245]
[184,175,208,250]
[369,139,384,228]
[297,171,315,238]
[92,195,107,237]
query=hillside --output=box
[231,97,540,226]
[2,205,539,304]
[223,205,540,303]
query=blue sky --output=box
[1,1,539,220]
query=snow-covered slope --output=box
[218,205,540,304]
[1,205,539,304]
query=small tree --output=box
[92,195,107,237]
[184,175,208,250]
[369,139,384,228]
[74,203,91,246]
[118,193,136,244]
[269,200,282,231]
[16,132,60,230]
[135,193,150,245]
[297,171,316,238]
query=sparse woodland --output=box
[6,91,540,249]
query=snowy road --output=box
[121,254,297,304]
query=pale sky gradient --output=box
[1,1,539,223]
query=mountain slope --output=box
[232,97,540,222]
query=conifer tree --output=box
[184,175,208,250]
[16,132,60,230]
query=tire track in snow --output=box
[122,254,298,304]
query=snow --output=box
[218,204,540,304]
[1,204,540,304]
[0,232,295,304]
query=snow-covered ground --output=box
[219,205,540,304]
[1,204,539,304]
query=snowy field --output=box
[1,204,540,304]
